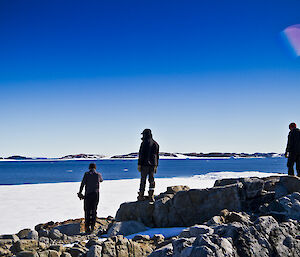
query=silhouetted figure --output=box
[285,122,300,176]
[78,163,103,233]
[137,129,159,202]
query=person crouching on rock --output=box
[285,122,300,176]
[137,128,159,202]
[77,163,103,233]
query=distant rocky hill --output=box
[110,152,284,159]
[110,152,178,159]
[59,154,105,160]
[182,152,284,158]
[5,155,34,160]
[2,152,284,160]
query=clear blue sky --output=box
[0,0,300,157]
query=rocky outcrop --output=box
[149,212,300,257]
[116,183,242,227]
[116,176,300,228]
[1,175,300,257]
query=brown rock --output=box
[48,250,60,257]
[12,240,38,253]
[16,251,38,257]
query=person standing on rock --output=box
[285,122,300,176]
[77,163,103,233]
[137,128,159,202]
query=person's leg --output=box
[287,154,296,176]
[90,192,99,231]
[148,166,155,202]
[138,167,147,200]
[84,197,90,233]
[296,154,300,177]
[84,194,95,233]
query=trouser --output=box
[84,192,99,230]
[139,166,156,193]
[287,153,300,176]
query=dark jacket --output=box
[286,128,300,154]
[79,169,103,195]
[138,136,159,166]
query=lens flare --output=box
[281,24,300,57]
[282,24,300,57]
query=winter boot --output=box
[137,191,145,201]
[148,190,155,203]
[85,224,91,234]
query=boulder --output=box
[166,186,190,194]
[53,223,81,236]
[179,225,213,238]
[86,245,102,257]
[151,234,165,245]
[223,211,250,224]
[85,238,103,248]
[206,215,226,226]
[0,246,11,256]
[16,229,38,241]
[260,192,300,221]
[38,250,50,257]
[172,237,195,257]
[275,176,300,198]
[17,229,32,240]
[38,229,49,238]
[254,216,279,239]
[268,220,300,256]
[171,184,242,227]
[148,243,173,257]
[107,221,148,237]
[49,229,63,240]
[61,253,72,257]
[12,240,38,253]
[48,250,60,257]
[242,177,265,198]
[16,251,38,257]
[115,201,155,227]
[116,183,242,227]
[39,237,50,245]
[132,235,150,242]
[49,245,64,254]
[0,234,19,243]
[67,247,86,257]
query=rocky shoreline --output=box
[1,175,300,257]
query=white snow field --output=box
[0,171,282,235]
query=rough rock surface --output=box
[107,221,148,237]
[2,175,300,257]
[150,213,300,257]
[116,183,242,227]
[116,176,300,228]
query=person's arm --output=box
[156,143,159,164]
[285,132,291,157]
[138,143,143,171]
[154,143,159,173]
[78,174,86,195]
[99,173,104,183]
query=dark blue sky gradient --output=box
[1,0,299,81]
[0,0,300,157]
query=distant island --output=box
[0,152,284,160]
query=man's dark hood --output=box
[142,129,152,141]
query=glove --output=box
[137,165,142,172]
[77,192,84,200]
[285,152,288,158]
[154,166,157,173]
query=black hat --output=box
[141,128,152,135]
